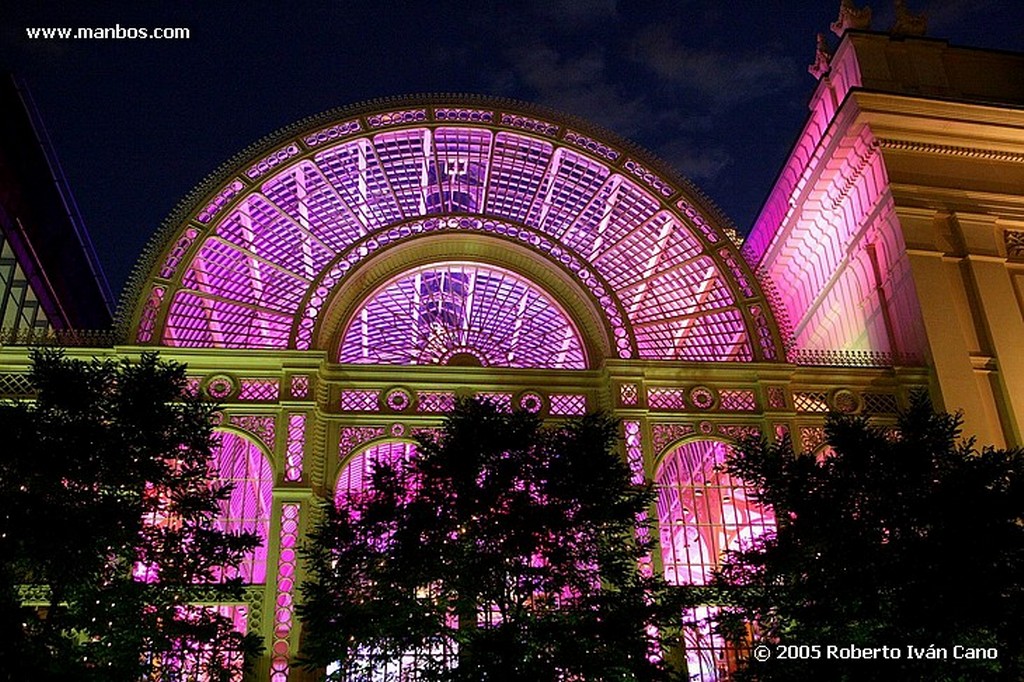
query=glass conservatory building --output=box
[3,31,1023,681]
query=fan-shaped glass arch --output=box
[133,99,783,362]
[338,262,587,369]
[655,440,775,682]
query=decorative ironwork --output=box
[800,426,827,453]
[767,386,787,409]
[228,415,276,452]
[238,379,280,402]
[648,388,687,411]
[619,383,639,407]
[205,375,236,400]
[289,375,309,399]
[832,389,859,414]
[339,389,380,412]
[793,391,829,413]
[861,392,899,414]
[689,386,716,410]
[549,394,587,416]
[338,426,386,458]
[518,392,543,414]
[416,391,456,413]
[385,388,412,412]
[719,389,756,412]
[651,423,696,455]
[270,502,300,681]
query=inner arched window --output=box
[337,262,587,369]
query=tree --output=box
[300,398,685,681]
[713,392,1024,681]
[0,350,262,681]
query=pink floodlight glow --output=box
[214,430,275,584]
[338,263,588,369]
[655,440,775,682]
[145,110,780,361]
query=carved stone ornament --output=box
[891,0,927,36]
[808,33,833,80]
[831,0,872,37]
[1004,230,1024,259]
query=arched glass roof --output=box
[127,97,784,364]
[339,262,587,369]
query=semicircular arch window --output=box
[338,262,588,369]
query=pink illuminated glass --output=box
[655,440,775,681]
[336,441,418,500]
[271,503,301,681]
[338,263,587,369]
[214,431,275,583]
[285,414,306,482]
[152,118,763,361]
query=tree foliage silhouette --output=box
[0,350,262,681]
[714,392,1024,681]
[300,398,684,681]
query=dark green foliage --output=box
[714,392,1024,681]
[0,350,262,681]
[300,398,684,681]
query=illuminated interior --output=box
[338,262,587,368]
[656,440,775,681]
[213,430,275,584]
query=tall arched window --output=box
[214,430,275,584]
[655,440,775,682]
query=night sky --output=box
[3,1,1023,305]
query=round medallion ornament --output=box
[518,392,544,414]
[385,388,412,412]
[390,423,406,437]
[205,375,236,399]
[689,386,716,410]
[832,389,859,414]
[698,420,715,435]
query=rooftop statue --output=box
[831,0,873,37]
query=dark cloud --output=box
[631,23,799,107]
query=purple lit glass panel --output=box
[261,161,367,253]
[526,148,610,238]
[484,132,554,222]
[431,128,492,214]
[655,440,775,681]
[214,431,274,583]
[336,441,418,501]
[164,291,293,348]
[372,130,434,218]
[315,138,404,229]
[338,263,587,369]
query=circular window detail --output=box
[832,389,859,414]
[518,392,544,414]
[385,388,413,412]
[698,420,715,435]
[689,386,716,410]
[205,375,236,399]
[390,423,406,438]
